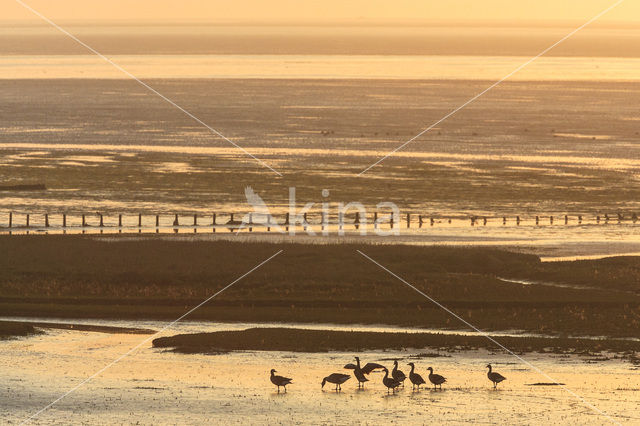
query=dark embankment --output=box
[0,183,46,191]
[1,320,154,335]
[1,235,640,338]
[152,327,640,358]
[0,320,38,339]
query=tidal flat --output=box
[3,236,639,424]
[2,324,639,425]
[2,78,640,217]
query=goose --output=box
[427,367,447,390]
[486,364,506,388]
[344,356,385,388]
[407,362,426,390]
[270,369,292,393]
[381,367,401,393]
[392,360,406,387]
[321,373,351,391]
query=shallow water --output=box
[1,324,639,425]
[4,54,640,81]
[6,315,640,342]
[1,78,639,223]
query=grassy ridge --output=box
[1,235,639,338]
[152,327,640,358]
[0,320,37,339]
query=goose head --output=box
[427,367,433,373]
[270,369,276,375]
[407,362,415,368]
[321,378,327,388]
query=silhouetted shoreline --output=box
[152,327,640,362]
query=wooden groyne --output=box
[0,211,638,234]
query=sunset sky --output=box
[3,0,639,24]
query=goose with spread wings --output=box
[344,356,385,388]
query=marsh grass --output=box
[1,235,639,337]
[152,327,640,356]
[0,320,37,339]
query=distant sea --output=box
[2,24,640,80]
[2,54,640,80]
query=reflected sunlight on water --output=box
[1,326,639,424]
[3,55,640,81]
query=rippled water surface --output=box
[1,322,639,425]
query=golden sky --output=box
[3,0,639,24]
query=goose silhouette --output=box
[381,367,401,393]
[344,356,385,388]
[427,367,447,390]
[321,373,351,391]
[392,360,406,387]
[270,369,292,393]
[486,364,507,389]
[407,362,426,390]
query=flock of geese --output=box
[270,358,506,393]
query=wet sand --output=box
[2,79,640,218]
[2,326,639,425]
